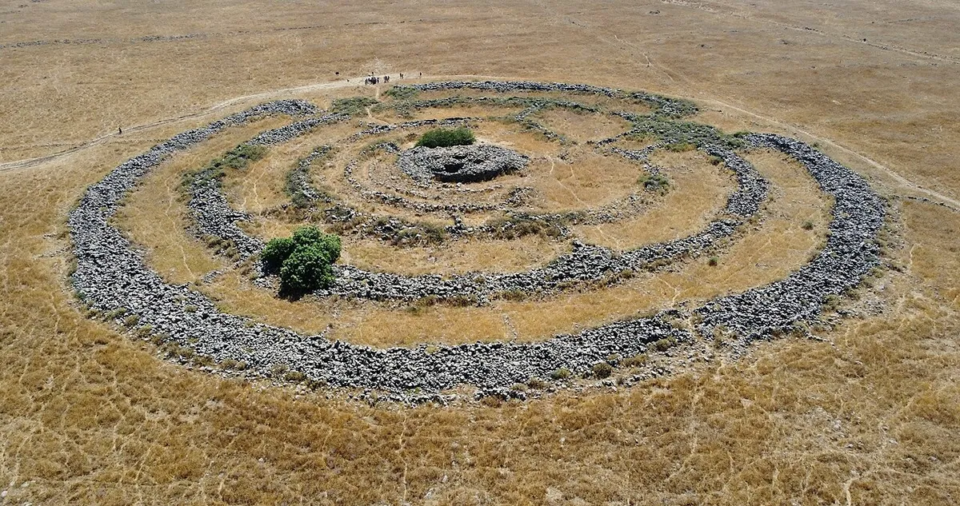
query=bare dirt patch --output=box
[532,108,632,143]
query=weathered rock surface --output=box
[694,134,885,342]
[397,144,529,183]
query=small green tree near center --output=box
[262,226,341,294]
[416,127,476,148]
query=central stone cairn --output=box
[396,144,529,184]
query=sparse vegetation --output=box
[331,96,379,115]
[592,362,613,379]
[665,141,696,153]
[388,221,447,247]
[487,215,565,240]
[285,147,333,209]
[526,377,547,389]
[622,354,648,368]
[652,336,678,352]
[217,144,267,170]
[823,293,843,311]
[185,144,267,187]
[627,117,745,151]
[498,289,526,302]
[383,86,419,100]
[638,173,670,193]
[283,370,308,382]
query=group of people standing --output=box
[360,71,422,85]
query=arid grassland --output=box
[1,0,959,504]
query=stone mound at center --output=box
[397,144,529,183]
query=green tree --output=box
[279,243,336,293]
[261,226,341,294]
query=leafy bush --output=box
[262,226,341,294]
[638,173,670,193]
[416,127,476,148]
[279,246,335,293]
[261,237,295,272]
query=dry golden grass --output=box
[2,142,958,503]
[526,148,643,212]
[117,117,289,285]
[531,108,632,143]
[3,0,960,503]
[222,121,362,214]
[574,149,732,250]
[116,129,826,348]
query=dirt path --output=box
[531,0,960,212]
[4,71,956,214]
[0,73,498,173]
[699,97,960,211]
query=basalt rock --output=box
[397,144,529,184]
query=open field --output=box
[2,0,960,504]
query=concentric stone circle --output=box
[68,81,885,403]
[189,117,766,303]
